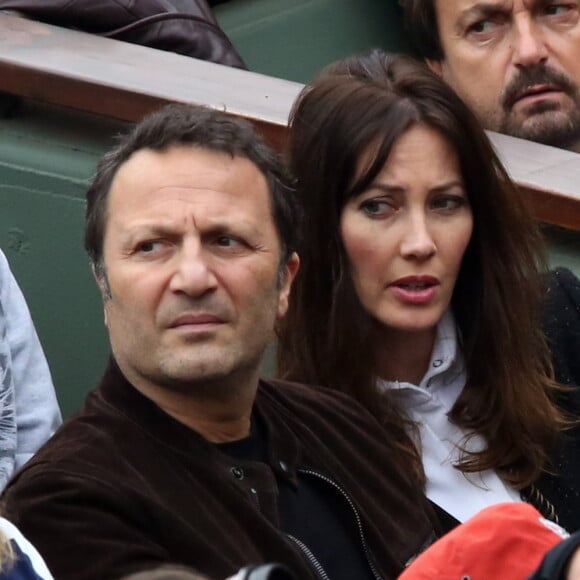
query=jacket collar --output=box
[93,356,301,482]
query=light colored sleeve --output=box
[0,250,61,481]
[0,517,54,579]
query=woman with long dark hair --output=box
[278,50,580,531]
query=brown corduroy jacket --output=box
[3,358,444,580]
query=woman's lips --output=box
[389,276,439,304]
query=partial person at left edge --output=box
[0,248,61,489]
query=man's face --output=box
[100,145,298,395]
[430,0,580,151]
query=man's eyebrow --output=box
[119,217,256,242]
[455,1,510,30]
[122,222,176,236]
[115,221,182,244]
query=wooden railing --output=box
[0,13,578,229]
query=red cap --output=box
[399,503,569,580]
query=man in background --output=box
[401,0,580,151]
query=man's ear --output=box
[277,252,300,319]
[91,263,111,325]
[426,59,443,76]
[92,263,106,294]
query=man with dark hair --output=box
[401,0,580,152]
[1,104,443,580]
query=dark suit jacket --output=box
[532,268,580,532]
[543,267,580,388]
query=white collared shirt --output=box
[377,310,521,522]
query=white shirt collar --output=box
[377,309,465,409]
[375,310,521,521]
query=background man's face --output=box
[100,145,297,394]
[430,0,580,151]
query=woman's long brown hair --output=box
[278,50,568,489]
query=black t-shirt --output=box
[217,417,375,580]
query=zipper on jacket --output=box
[286,533,331,580]
[298,468,383,580]
[248,487,261,511]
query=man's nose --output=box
[399,214,437,260]
[512,16,549,67]
[169,240,218,296]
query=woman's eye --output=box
[360,199,393,217]
[469,19,494,33]
[431,196,466,211]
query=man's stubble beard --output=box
[153,339,269,398]
[497,63,580,151]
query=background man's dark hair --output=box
[85,103,299,285]
[400,0,443,60]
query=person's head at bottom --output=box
[399,503,569,579]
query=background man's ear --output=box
[426,59,443,76]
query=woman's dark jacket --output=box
[528,268,580,532]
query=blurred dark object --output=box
[119,563,294,580]
[120,565,207,580]
[0,0,246,68]
[230,564,295,580]
[0,93,22,118]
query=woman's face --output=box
[340,123,473,339]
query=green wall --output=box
[0,103,127,417]
[215,0,408,83]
